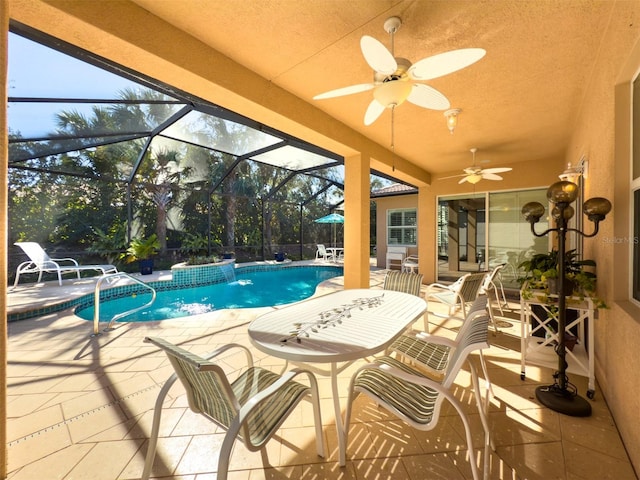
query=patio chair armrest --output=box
[15,260,37,272]
[201,343,255,369]
[49,257,80,267]
[425,283,452,293]
[237,367,319,417]
[413,332,457,348]
[143,338,255,370]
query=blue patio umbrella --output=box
[314,213,344,248]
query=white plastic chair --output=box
[383,270,426,329]
[142,336,324,480]
[401,255,419,273]
[389,295,496,407]
[344,305,493,480]
[13,242,117,286]
[482,264,508,315]
[425,272,487,329]
[315,243,334,261]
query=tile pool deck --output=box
[5,262,638,479]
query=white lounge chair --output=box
[13,242,118,286]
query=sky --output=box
[8,32,143,137]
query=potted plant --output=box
[125,234,160,275]
[518,249,605,340]
[518,249,602,304]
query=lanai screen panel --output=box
[252,145,337,171]
[161,111,283,156]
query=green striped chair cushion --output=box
[383,271,424,297]
[354,355,439,425]
[390,336,451,372]
[232,367,309,446]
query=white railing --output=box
[92,272,157,336]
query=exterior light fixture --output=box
[521,180,611,417]
[559,157,588,183]
[444,108,461,134]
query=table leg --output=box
[331,362,347,466]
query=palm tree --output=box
[136,148,193,254]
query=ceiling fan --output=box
[441,148,513,184]
[313,16,486,126]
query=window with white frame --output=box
[632,72,640,302]
[387,208,417,245]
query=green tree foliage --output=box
[9,87,350,265]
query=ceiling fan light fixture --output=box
[467,173,483,184]
[444,108,461,134]
[374,80,413,108]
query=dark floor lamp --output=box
[521,180,611,417]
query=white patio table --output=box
[326,247,344,262]
[248,288,427,466]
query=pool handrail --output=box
[92,272,157,336]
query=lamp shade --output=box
[522,201,545,223]
[583,197,612,221]
[547,181,579,204]
[466,173,483,184]
[444,108,461,134]
[552,204,575,221]
[373,80,412,108]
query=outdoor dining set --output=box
[141,266,504,480]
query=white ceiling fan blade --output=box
[364,99,386,125]
[481,167,513,174]
[313,83,375,100]
[438,173,465,180]
[458,176,470,184]
[482,173,504,181]
[360,35,397,74]
[406,84,450,110]
[409,48,486,80]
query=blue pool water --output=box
[75,266,342,322]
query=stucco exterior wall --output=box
[565,2,640,472]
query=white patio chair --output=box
[401,255,419,273]
[480,264,509,332]
[315,243,334,261]
[344,304,493,480]
[382,270,423,297]
[425,271,487,329]
[385,245,407,270]
[13,241,117,286]
[142,336,324,480]
[383,270,426,329]
[389,295,496,406]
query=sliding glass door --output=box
[437,188,548,288]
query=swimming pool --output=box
[75,265,342,322]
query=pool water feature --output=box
[75,265,342,322]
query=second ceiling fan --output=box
[313,16,486,126]
[441,148,513,184]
